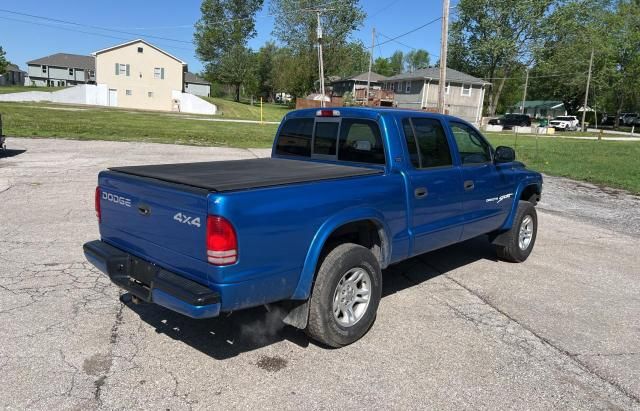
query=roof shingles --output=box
[26,53,95,70]
[385,67,489,85]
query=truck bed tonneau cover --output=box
[109,158,382,192]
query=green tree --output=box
[372,57,394,77]
[404,49,429,72]
[0,46,8,75]
[334,41,370,77]
[528,0,610,114]
[256,41,277,101]
[448,0,556,116]
[194,0,263,101]
[389,50,404,75]
[269,0,365,94]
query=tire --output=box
[306,243,382,347]
[495,201,538,263]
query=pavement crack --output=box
[93,298,125,407]
[420,259,640,405]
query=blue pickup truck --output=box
[84,107,542,347]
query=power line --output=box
[368,1,400,20]
[377,31,417,50]
[374,16,442,47]
[0,8,193,44]
[0,15,195,52]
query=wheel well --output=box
[321,220,387,268]
[520,185,540,204]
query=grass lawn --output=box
[202,97,292,122]
[0,86,67,94]
[485,132,640,194]
[0,102,278,148]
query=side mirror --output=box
[495,146,516,163]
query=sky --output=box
[0,0,449,74]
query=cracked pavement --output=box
[1,137,639,410]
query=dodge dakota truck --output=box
[84,107,542,347]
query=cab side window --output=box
[449,122,492,164]
[402,118,452,168]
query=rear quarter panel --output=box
[208,172,409,307]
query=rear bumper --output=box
[83,240,221,319]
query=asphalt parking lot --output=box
[1,138,639,410]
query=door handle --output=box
[414,187,428,199]
[464,180,475,191]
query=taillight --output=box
[95,186,101,222]
[206,216,237,265]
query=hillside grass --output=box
[0,102,278,148]
[202,97,292,122]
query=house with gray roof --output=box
[382,67,491,124]
[184,72,211,97]
[0,63,26,86]
[330,71,388,97]
[26,53,95,87]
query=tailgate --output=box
[98,170,209,283]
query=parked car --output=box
[488,113,532,129]
[84,107,543,347]
[549,116,580,131]
[622,113,638,126]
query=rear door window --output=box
[338,119,385,164]
[275,118,314,157]
[402,118,452,168]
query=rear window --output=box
[314,122,339,156]
[275,118,313,157]
[276,117,385,165]
[338,119,385,164]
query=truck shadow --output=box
[0,149,27,159]
[123,236,497,360]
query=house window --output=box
[445,82,450,95]
[395,82,400,92]
[405,81,411,93]
[115,63,130,76]
[461,84,472,97]
[126,89,132,96]
[42,66,47,73]
[154,67,165,79]
[148,91,153,98]
[69,68,74,76]
[137,47,144,53]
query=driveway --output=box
[1,138,638,410]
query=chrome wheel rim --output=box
[519,215,534,250]
[332,267,371,327]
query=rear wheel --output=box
[496,201,538,263]
[306,243,382,347]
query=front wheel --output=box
[496,201,538,263]
[306,243,382,347]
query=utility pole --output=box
[316,11,326,107]
[581,48,594,132]
[437,0,450,114]
[365,27,375,106]
[521,68,529,115]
